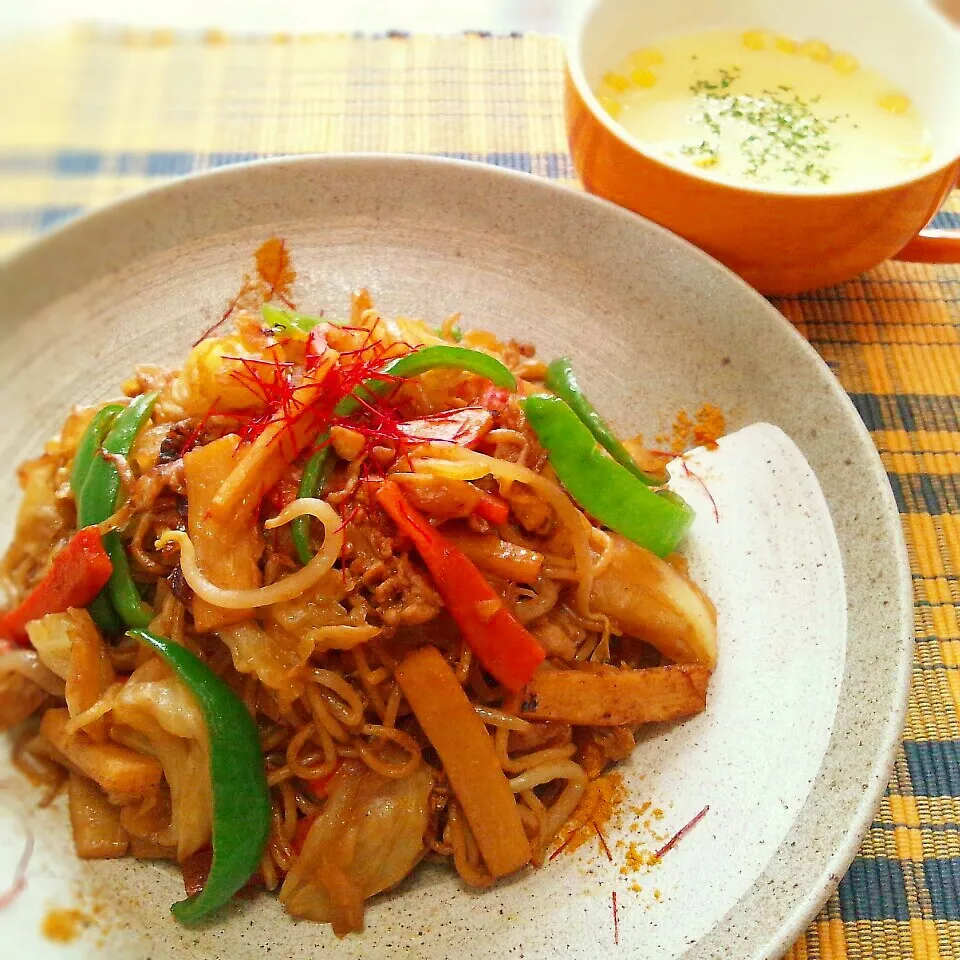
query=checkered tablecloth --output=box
[1,27,958,960]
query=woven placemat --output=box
[0,29,958,960]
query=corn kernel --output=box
[630,68,657,88]
[878,93,911,114]
[831,52,859,74]
[598,94,622,119]
[742,29,773,51]
[627,47,664,68]
[692,156,719,169]
[774,36,798,54]
[602,72,631,93]
[799,39,832,63]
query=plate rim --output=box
[0,153,914,959]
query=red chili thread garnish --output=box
[654,804,709,860]
[0,820,34,911]
[548,834,574,862]
[593,820,613,862]
[611,891,619,946]
[680,461,719,524]
[181,397,224,457]
[189,300,489,519]
[194,286,250,346]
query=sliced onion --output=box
[156,498,344,610]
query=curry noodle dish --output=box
[0,240,717,935]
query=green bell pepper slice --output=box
[261,302,328,338]
[77,392,158,628]
[381,345,516,388]
[129,628,270,924]
[72,405,126,633]
[335,344,516,419]
[522,394,694,557]
[545,357,663,486]
[71,404,124,497]
[290,447,336,566]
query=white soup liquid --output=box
[597,30,934,190]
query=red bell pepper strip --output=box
[396,407,493,448]
[473,490,510,525]
[376,481,545,692]
[480,385,511,413]
[0,528,113,646]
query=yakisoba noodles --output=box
[0,240,718,935]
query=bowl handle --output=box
[892,229,960,264]
[892,170,960,264]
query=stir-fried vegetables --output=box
[523,394,695,558]
[211,358,338,519]
[377,481,545,692]
[40,707,164,796]
[0,259,722,939]
[64,609,116,743]
[183,435,263,631]
[545,357,664,485]
[378,345,516,392]
[291,448,336,566]
[69,403,123,496]
[590,533,718,667]
[25,610,85,680]
[0,529,113,646]
[396,407,494,448]
[472,489,510,525]
[395,646,531,878]
[0,651,55,730]
[159,498,344,609]
[443,527,543,583]
[518,664,711,726]
[290,346,515,567]
[68,772,130,859]
[261,302,327,338]
[111,658,213,861]
[389,474,485,522]
[280,760,433,934]
[129,629,271,923]
[76,392,159,630]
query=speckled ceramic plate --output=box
[0,156,911,960]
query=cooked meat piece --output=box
[509,720,572,755]
[528,613,582,661]
[390,474,481,522]
[344,519,442,631]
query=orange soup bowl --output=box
[564,0,960,294]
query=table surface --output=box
[1,0,585,37]
[0,25,958,960]
[1,0,958,36]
